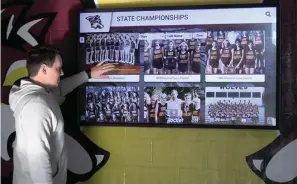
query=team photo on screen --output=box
[141,35,207,75]
[204,30,265,75]
[83,33,140,65]
[205,87,265,125]
[144,87,204,124]
[80,33,141,77]
[85,86,140,123]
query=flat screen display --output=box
[77,5,279,128]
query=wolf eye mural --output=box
[1,1,109,184]
[246,128,297,184]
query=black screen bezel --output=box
[76,3,280,130]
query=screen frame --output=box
[77,3,280,130]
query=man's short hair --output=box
[26,44,60,77]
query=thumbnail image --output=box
[81,33,140,75]
[141,32,207,75]
[142,38,206,75]
[140,32,207,82]
[205,86,265,125]
[85,86,140,123]
[144,87,204,124]
[205,30,265,75]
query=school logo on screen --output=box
[86,15,104,29]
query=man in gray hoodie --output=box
[9,44,115,184]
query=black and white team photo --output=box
[82,33,140,66]
[144,87,204,124]
[85,86,140,123]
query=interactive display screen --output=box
[77,5,279,128]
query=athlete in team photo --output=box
[187,37,197,53]
[241,31,249,50]
[244,40,257,74]
[130,36,137,64]
[181,93,195,123]
[143,40,152,74]
[119,35,125,62]
[162,39,169,50]
[190,42,205,74]
[217,31,225,49]
[124,36,131,63]
[231,38,245,74]
[114,34,120,62]
[154,93,168,124]
[148,94,158,123]
[85,35,91,64]
[207,40,220,74]
[163,40,178,74]
[99,34,106,61]
[105,34,110,61]
[205,31,214,52]
[254,30,265,73]
[220,40,232,74]
[94,34,100,63]
[177,42,190,74]
[175,39,184,51]
[109,34,115,61]
[152,40,164,74]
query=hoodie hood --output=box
[9,80,48,114]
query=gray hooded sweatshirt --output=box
[9,71,88,184]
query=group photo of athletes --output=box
[82,33,140,66]
[141,35,207,75]
[204,30,265,75]
[144,87,204,124]
[206,100,260,124]
[205,87,265,125]
[85,86,140,123]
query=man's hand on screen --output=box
[91,61,116,79]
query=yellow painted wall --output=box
[82,127,276,184]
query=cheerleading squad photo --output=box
[144,87,204,124]
[80,33,141,75]
[140,30,265,75]
[85,86,140,123]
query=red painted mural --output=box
[1,0,109,183]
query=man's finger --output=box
[101,65,116,70]
[101,68,117,74]
[100,63,115,68]
[96,61,106,67]
[98,64,115,70]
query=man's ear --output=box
[40,64,47,75]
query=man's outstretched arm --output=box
[51,62,116,99]
[55,71,88,97]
